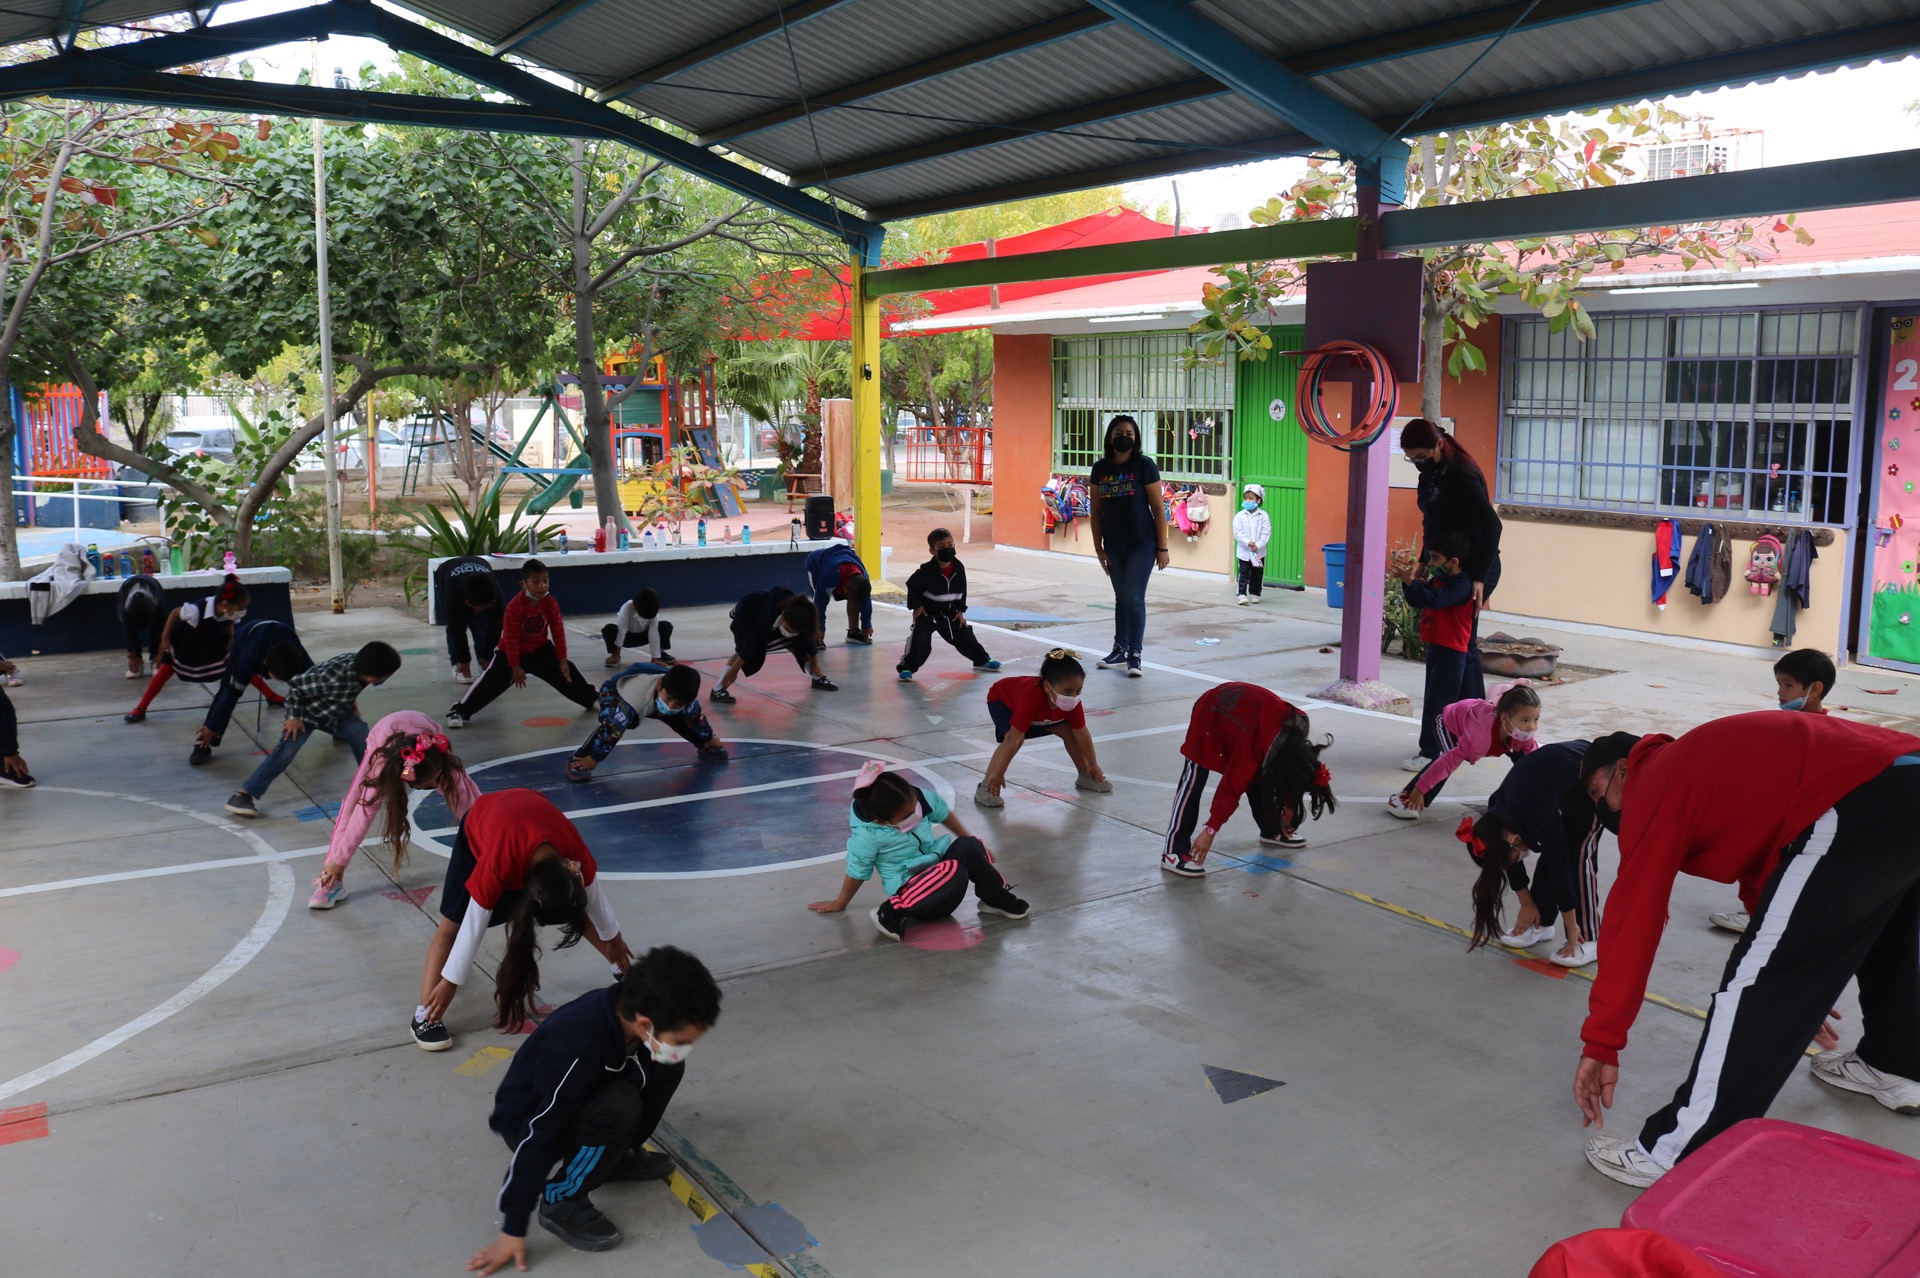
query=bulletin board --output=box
[1861,312,1920,669]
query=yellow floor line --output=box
[651,1151,786,1278]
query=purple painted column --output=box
[1338,443,1389,683]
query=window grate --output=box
[1499,307,1860,525]
[1053,333,1233,482]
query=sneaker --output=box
[1097,647,1126,669]
[811,675,839,691]
[1585,1134,1667,1188]
[698,745,729,763]
[1075,771,1112,794]
[896,669,914,683]
[123,710,146,724]
[845,630,873,646]
[1262,831,1308,849]
[1550,940,1598,968]
[1811,1049,1920,1114]
[708,687,736,704]
[609,1147,675,1182]
[224,791,258,818]
[308,877,346,910]
[538,1195,622,1252]
[973,782,1005,809]
[978,894,1030,920]
[870,905,905,942]
[565,761,593,784]
[444,708,467,729]
[451,665,474,683]
[124,666,142,680]
[1399,754,1432,773]
[1498,924,1555,948]
[410,1015,453,1052]
[602,653,622,668]
[1708,909,1750,934]
[0,766,35,789]
[658,654,677,665]
[1161,851,1205,878]
[1385,792,1421,820]
[0,672,20,687]
[1126,655,1143,678]
[973,659,1002,672]
[262,690,285,708]
[1236,595,1249,606]
[189,744,213,766]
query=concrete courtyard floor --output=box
[5,529,1920,1278]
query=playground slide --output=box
[469,424,518,467]
[526,452,591,514]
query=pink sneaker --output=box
[308,877,346,910]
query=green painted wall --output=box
[1231,326,1309,587]
[614,391,664,428]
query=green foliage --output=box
[155,405,297,566]
[1381,541,1426,661]
[626,445,744,530]
[399,485,557,603]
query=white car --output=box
[297,428,411,471]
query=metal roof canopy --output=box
[0,0,1916,270]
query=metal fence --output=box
[1053,332,1233,482]
[901,423,992,484]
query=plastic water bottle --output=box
[168,544,184,574]
[671,526,683,547]
[603,517,616,552]
[722,523,732,543]
[222,550,238,572]
[697,519,707,548]
[617,528,629,551]
[526,528,538,555]
[85,543,101,575]
[100,547,117,578]
[556,530,569,555]
[593,524,607,554]
[741,523,752,545]
[141,548,158,575]
[642,528,655,551]
[119,552,135,578]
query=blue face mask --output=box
[1780,696,1807,712]
[655,697,684,716]
[1241,500,1259,512]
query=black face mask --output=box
[1412,458,1437,475]
[1594,799,1622,836]
[935,546,956,563]
[1112,436,1136,454]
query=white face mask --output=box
[1049,689,1082,712]
[776,621,797,637]
[644,1029,693,1065]
[1507,725,1536,743]
[890,808,921,833]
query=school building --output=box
[906,201,1920,674]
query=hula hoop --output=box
[1295,341,1399,451]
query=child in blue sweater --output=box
[808,764,1029,941]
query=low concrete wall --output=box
[0,567,294,655]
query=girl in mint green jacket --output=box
[808,764,1030,942]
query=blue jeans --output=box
[1105,541,1155,655]
[240,713,369,799]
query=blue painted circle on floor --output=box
[409,738,951,878]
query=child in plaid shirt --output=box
[224,642,402,818]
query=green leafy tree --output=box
[1193,106,1809,417]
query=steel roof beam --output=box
[492,0,616,55]
[594,0,855,104]
[55,0,91,52]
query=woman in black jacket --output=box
[1401,418,1503,696]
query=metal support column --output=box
[849,258,884,575]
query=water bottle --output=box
[722,523,732,543]
[142,548,158,575]
[671,526,683,547]
[642,528,655,550]
[119,552,135,579]
[741,524,752,545]
[593,524,606,554]
[556,530,568,555]
[100,547,117,578]
[602,517,616,552]
[617,528,629,551]
[86,542,101,575]
[526,528,538,555]
[168,544,184,574]
[222,550,238,572]
[697,519,707,548]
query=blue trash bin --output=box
[1322,543,1346,608]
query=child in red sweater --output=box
[1161,682,1336,876]
[447,560,597,728]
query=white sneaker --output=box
[973,782,1005,809]
[1811,1050,1920,1114]
[1498,925,1554,948]
[1708,909,1750,934]
[450,666,473,685]
[1550,940,1598,968]
[1399,754,1431,773]
[1385,792,1421,820]
[124,666,141,680]
[1585,1134,1667,1188]
[1235,595,1249,606]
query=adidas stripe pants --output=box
[1637,762,1920,1166]
[540,1060,685,1206]
[885,837,1012,922]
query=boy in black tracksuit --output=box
[470,948,722,1273]
[897,527,998,681]
[192,618,312,765]
[708,587,836,702]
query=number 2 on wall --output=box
[1896,359,1920,391]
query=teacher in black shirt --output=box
[1088,414,1169,678]
[1401,417,1503,696]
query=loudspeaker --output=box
[804,494,836,540]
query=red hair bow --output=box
[1312,764,1331,789]
[1455,815,1485,855]
[401,729,449,782]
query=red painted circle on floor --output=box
[521,716,574,728]
[904,918,985,951]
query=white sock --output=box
[415,1004,430,1023]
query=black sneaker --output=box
[410,1015,453,1052]
[845,630,873,646]
[811,675,839,691]
[0,766,35,790]
[708,687,735,704]
[538,1195,622,1252]
[698,745,730,763]
[444,708,467,729]
[1263,831,1308,850]
[870,904,906,941]
[1126,654,1143,678]
[609,1147,676,1182]
[1097,647,1126,669]
[189,745,213,766]
[224,791,258,818]
[123,709,146,723]
[978,894,1030,920]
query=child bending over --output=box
[602,586,675,667]
[569,662,727,781]
[1388,683,1541,821]
[976,648,1110,807]
[310,711,480,910]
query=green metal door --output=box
[1231,326,1308,586]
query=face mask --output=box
[227,609,247,623]
[1049,690,1082,712]
[1594,799,1622,836]
[1427,561,1453,578]
[935,546,956,563]
[890,808,921,833]
[1780,696,1807,712]
[1241,500,1259,513]
[655,697,683,717]
[643,1029,692,1066]
[1112,436,1136,453]
[1507,726,1536,744]
[776,621,797,637]
[1412,459,1436,474]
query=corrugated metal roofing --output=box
[13,0,1917,224]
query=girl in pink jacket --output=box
[1387,684,1541,820]
[310,710,481,909]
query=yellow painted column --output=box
[849,257,884,578]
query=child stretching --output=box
[602,587,674,667]
[223,642,401,818]
[568,662,727,781]
[1392,532,1477,772]
[809,763,1028,941]
[124,574,271,722]
[0,657,31,789]
[1461,739,1601,968]
[414,788,632,1051]
[443,566,504,686]
[1387,683,1541,820]
[976,648,1110,808]
[709,588,835,702]
[447,560,598,728]
[897,527,999,681]
[1162,682,1337,877]
[466,947,720,1272]
[116,573,167,678]
[1707,646,1838,935]
[309,711,480,910]
[192,620,310,766]
[806,539,875,645]
[1233,483,1271,605]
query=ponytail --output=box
[216,573,251,610]
[1464,814,1519,950]
[492,854,587,1030]
[358,729,464,872]
[852,767,917,825]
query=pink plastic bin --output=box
[1622,1119,1920,1277]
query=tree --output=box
[727,338,848,477]
[1192,106,1810,417]
[890,187,1138,254]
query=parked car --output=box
[163,427,236,462]
[295,428,412,471]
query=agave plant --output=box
[401,485,557,603]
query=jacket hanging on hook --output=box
[1651,519,1682,610]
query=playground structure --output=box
[7,384,122,537]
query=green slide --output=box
[526,452,592,514]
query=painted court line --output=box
[0,844,327,899]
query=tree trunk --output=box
[1422,298,1446,421]
[799,378,823,481]
[568,140,626,534]
[0,377,19,581]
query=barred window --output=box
[1053,333,1232,481]
[1499,307,1859,524]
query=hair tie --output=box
[1455,815,1485,855]
[853,760,888,790]
[1312,764,1331,789]
[1046,647,1077,661]
[401,729,449,782]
